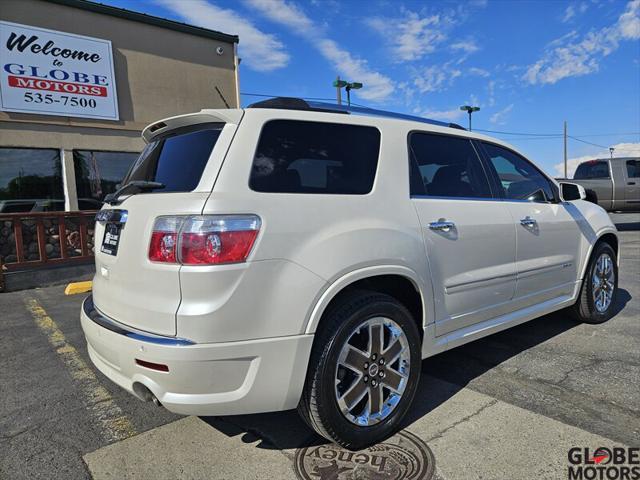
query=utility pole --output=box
[335,75,342,105]
[459,105,480,131]
[563,121,568,178]
[609,147,615,159]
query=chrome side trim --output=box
[444,263,572,294]
[410,195,502,202]
[410,195,556,205]
[445,273,517,294]
[499,198,554,205]
[83,295,195,346]
[517,262,572,280]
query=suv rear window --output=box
[574,161,610,179]
[249,120,380,194]
[122,123,222,192]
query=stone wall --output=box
[0,216,95,267]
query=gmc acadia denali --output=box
[81,98,619,449]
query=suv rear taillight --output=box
[149,216,183,263]
[149,215,261,265]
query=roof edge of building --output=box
[44,0,239,44]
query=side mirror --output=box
[559,182,586,202]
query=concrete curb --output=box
[65,281,93,295]
[1,263,95,292]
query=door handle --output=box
[628,181,636,185]
[429,221,455,232]
[520,216,537,228]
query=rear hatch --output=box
[92,110,242,336]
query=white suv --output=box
[81,98,619,449]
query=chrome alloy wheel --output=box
[334,317,410,426]
[592,252,615,313]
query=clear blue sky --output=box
[102,0,639,177]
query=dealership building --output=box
[0,0,239,212]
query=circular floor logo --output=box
[294,430,435,480]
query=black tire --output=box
[297,289,422,450]
[571,242,618,324]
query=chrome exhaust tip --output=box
[132,382,162,407]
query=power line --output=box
[572,132,640,138]
[476,128,561,137]
[495,136,563,141]
[495,135,635,148]
[568,135,609,149]
[479,128,640,138]
[242,91,333,101]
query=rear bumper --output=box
[80,296,313,416]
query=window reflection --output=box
[73,150,139,210]
[0,148,64,213]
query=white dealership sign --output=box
[0,21,119,120]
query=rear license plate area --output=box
[101,223,122,256]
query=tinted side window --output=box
[482,143,555,202]
[574,161,610,179]
[409,133,492,198]
[626,160,640,178]
[249,120,380,194]
[123,124,222,193]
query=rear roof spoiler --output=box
[142,109,243,142]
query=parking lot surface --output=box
[1,213,638,480]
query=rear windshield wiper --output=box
[104,181,165,205]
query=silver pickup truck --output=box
[561,157,640,212]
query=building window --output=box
[73,150,139,210]
[0,148,64,212]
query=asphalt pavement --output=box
[1,213,638,480]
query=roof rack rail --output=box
[247,97,465,130]
[247,97,348,114]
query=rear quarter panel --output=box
[93,192,212,336]
[196,109,434,340]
